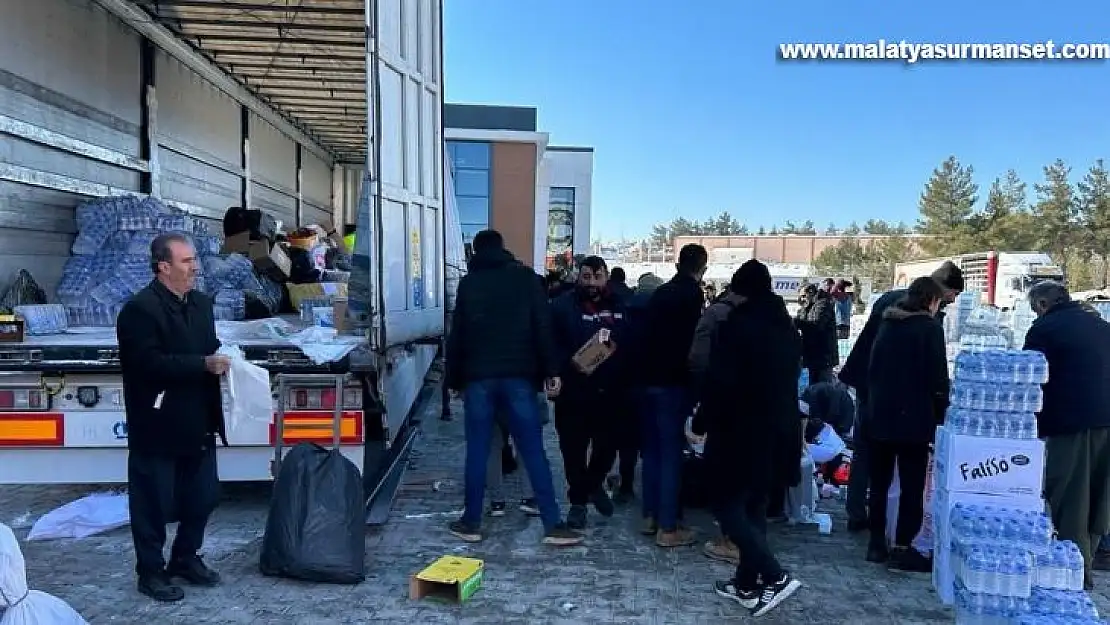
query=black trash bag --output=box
[259,443,366,584]
[680,444,712,509]
[0,269,47,313]
[285,247,321,284]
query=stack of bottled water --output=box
[944,291,981,343]
[949,503,1099,623]
[58,196,222,326]
[945,350,1047,440]
[1090,301,1110,321]
[1008,300,1037,349]
[797,368,809,395]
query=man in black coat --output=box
[117,233,229,603]
[1024,281,1110,589]
[692,260,803,618]
[445,229,581,546]
[639,244,707,547]
[795,283,838,383]
[838,261,964,532]
[607,266,634,304]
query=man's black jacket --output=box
[446,248,557,390]
[117,280,227,456]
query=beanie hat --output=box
[729,260,773,297]
[930,261,965,292]
[637,273,665,292]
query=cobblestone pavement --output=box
[3,390,1109,624]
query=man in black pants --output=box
[838,261,964,533]
[117,233,228,603]
[692,260,803,618]
[550,256,631,529]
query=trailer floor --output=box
[3,393,1109,624]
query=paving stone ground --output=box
[3,387,1109,624]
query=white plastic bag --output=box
[912,454,936,556]
[785,448,818,524]
[25,493,129,541]
[218,344,273,428]
[807,424,846,464]
[0,523,88,624]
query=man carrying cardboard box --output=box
[1024,280,1110,590]
[549,256,631,531]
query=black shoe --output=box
[591,488,615,517]
[542,523,585,546]
[448,519,483,543]
[567,504,588,530]
[888,546,931,573]
[166,556,220,587]
[866,544,889,563]
[751,573,802,617]
[138,572,185,602]
[847,517,869,533]
[489,501,507,517]
[714,579,760,610]
[1094,550,1110,572]
[613,489,635,505]
[519,498,541,517]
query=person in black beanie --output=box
[692,260,803,617]
[838,260,963,533]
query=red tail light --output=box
[0,388,46,411]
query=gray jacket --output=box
[688,292,744,380]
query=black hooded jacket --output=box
[865,304,950,443]
[693,292,802,493]
[445,248,557,390]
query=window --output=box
[546,186,576,269]
[447,140,491,260]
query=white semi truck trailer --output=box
[0,0,460,525]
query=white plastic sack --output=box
[911,454,936,556]
[25,493,129,541]
[218,344,273,428]
[807,424,846,464]
[785,448,818,524]
[0,523,88,624]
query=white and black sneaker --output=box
[489,501,507,517]
[751,573,801,617]
[714,579,759,609]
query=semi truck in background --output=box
[0,0,461,525]
[893,251,1064,310]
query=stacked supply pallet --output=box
[934,349,1102,623]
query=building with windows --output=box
[445,103,593,269]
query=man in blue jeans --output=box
[639,244,708,547]
[444,229,582,546]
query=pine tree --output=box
[1032,159,1078,277]
[825,222,839,235]
[799,220,817,235]
[918,156,979,255]
[1077,159,1110,286]
[842,221,861,236]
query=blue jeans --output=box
[641,386,689,531]
[462,378,561,530]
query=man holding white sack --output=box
[117,233,228,603]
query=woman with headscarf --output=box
[691,260,803,618]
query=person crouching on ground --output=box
[692,259,803,618]
[864,277,949,572]
[550,255,631,530]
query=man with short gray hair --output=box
[117,232,229,602]
[1024,280,1110,590]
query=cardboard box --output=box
[222,232,290,279]
[934,426,1045,497]
[931,487,1044,604]
[571,329,617,375]
[409,556,483,603]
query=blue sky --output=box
[443,0,1110,240]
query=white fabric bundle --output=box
[0,523,88,625]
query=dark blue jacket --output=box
[550,289,631,395]
[1023,300,1110,438]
